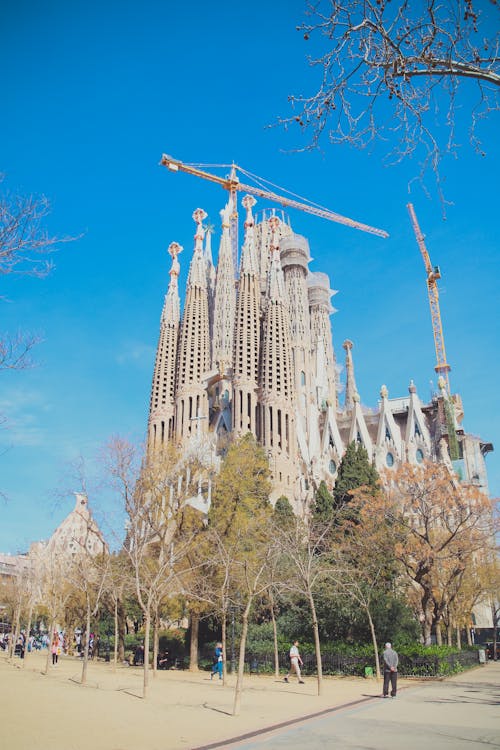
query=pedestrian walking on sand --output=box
[284,640,304,684]
[210,642,223,680]
[382,642,398,698]
[51,633,59,666]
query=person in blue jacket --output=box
[211,642,223,680]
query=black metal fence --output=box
[225,648,481,677]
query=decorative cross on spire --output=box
[192,208,207,253]
[168,242,182,279]
[242,194,256,228]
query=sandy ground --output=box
[0,650,395,750]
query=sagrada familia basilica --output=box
[146,195,492,513]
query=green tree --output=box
[333,442,378,509]
[313,481,335,520]
[274,495,295,526]
[209,433,271,533]
[208,433,273,712]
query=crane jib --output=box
[160,154,389,239]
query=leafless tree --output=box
[102,437,207,698]
[282,1,500,201]
[0,176,73,371]
[273,514,335,697]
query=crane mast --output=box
[407,203,451,394]
[160,154,389,240]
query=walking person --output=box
[51,633,59,666]
[210,642,223,680]
[284,640,304,684]
[382,642,398,697]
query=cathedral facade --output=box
[147,197,492,512]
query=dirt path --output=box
[0,651,390,749]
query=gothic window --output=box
[385,425,391,441]
[386,452,394,467]
[300,371,305,386]
[416,448,424,464]
[414,420,422,438]
[329,459,336,474]
[356,431,362,444]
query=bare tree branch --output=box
[280,0,500,204]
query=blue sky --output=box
[1,0,498,554]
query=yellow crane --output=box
[160,154,389,239]
[407,203,451,394]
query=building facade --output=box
[147,198,493,512]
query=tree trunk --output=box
[466,627,472,646]
[221,612,227,685]
[491,604,498,662]
[9,605,21,661]
[232,600,251,716]
[117,598,126,662]
[269,592,280,679]
[306,589,323,696]
[420,589,433,645]
[456,625,461,649]
[23,605,33,668]
[436,621,442,646]
[44,617,56,675]
[189,611,200,672]
[81,601,91,686]
[365,605,381,680]
[143,610,151,699]
[152,612,159,678]
[446,622,453,646]
[113,599,119,671]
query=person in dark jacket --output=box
[382,642,398,697]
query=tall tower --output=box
[258,216,297,499]
[175,209,211,441]
[308,272,338,409]
[232,195,261,436]
[343,339,358,411]
[280,232,312,432]
[212,201,236,371]
[148,242,182,450]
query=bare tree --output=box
[380,462,496,645]
[0,177,73,371]
[102,437,207,698]
[273,514,335,697]
[282,1,500,200]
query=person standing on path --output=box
[51,633,59,666]
[284,640,304,684]
[382,642,398,697]
[211,642,223,680]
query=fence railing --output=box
[202,648,480,677]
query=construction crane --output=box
[407,203,451,394]
[160,154,389,241]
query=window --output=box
[329,459,337,475]
[416,448,424,464]
[386,452,394,467]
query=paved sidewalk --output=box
[213,661,500,750]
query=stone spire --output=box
[258,216,297,502]
[280,232,312,463]
[148,242,182,451]
[232,195,260,435]
[343,339,358,411]
[204,224,216,331]
[175,209,211,441]
[212,200,236,370]
[266,216,287,300]
[308,272,338,408]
